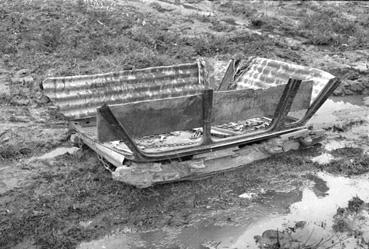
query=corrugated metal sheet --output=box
[234,57,335,100]
[43,60,207,120]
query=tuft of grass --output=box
[219,1,256,18]
[221,17,237,26]
[210,19,235,32]
[189,13,212,23]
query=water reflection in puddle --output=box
[33,147,79,160]
[311,152,335,165]
[308,98,363,126]
[78,172,369,249]
[232,172,369,248]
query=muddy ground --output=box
[1,0,369,248]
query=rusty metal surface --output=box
[46,58,339,164]
[97,94,204,141]
[111,128,322,188]
[43,57,334,120]
[232,57,335,99]
[97,81,312,142]
[96,80,310,163]
[99,100,305,162]
[42,60,207,120]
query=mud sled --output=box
[43,58,340,188]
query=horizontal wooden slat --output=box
[97,82,312,142]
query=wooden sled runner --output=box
[43,58,340,187]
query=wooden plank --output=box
[97,82,312,142]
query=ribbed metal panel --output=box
[234,57,335,100]
[43,60,207,120]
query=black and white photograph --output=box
[1,0,369,248]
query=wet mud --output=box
[77,172,369,249]
[1,95,369,249]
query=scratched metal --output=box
[42,60,207,120]
[233,57,335,100]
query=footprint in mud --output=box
[304,173,329,197]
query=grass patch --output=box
[299,8,369,47]
[218,1,256,18]
[0,0,287,81]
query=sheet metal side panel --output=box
[235,57,335,99]
[43,62,205,120]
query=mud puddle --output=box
[308,96,369,164]
[77,172,369,249]
[307,97,365,127]
[33,146,79,160]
